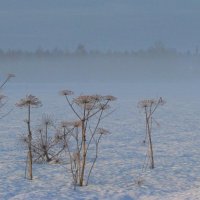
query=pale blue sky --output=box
[0,0,200,51]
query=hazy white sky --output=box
[0,0,200,51]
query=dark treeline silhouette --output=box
[0,42,199,61]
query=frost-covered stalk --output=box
[138,97,165,169]
[27,102,33,178]
[60,90,116,186]
[16,95,42,180]
[80,119,86,186]
[145,105,154,169]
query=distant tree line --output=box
[0,42,199,61]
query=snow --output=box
[1,81,200,200]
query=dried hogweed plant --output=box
[138,97,166,169]
[16,95,42,180]
[60,90,116,187]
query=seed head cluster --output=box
[16,95,42,108]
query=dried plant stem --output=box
[147,116,154,169]
[79,119,86,186]
[138,97,165,170]
[27,104,33,180]
[0,74,14,90]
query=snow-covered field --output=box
[1,81,200,200]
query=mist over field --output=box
[1,52,200,83]
[0,51,199,105]
[1,48,200,101]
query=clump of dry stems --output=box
[30,114,67,163]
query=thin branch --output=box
[86,134,103,185]
[0,108,13,120]
[65,96,81,120]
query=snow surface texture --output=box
[1,82,200,200]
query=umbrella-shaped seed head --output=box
[16,95,42,108]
